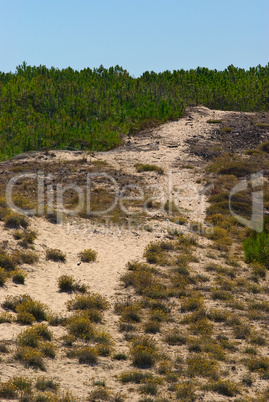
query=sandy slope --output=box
[0,106,243,400]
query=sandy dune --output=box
[0,106,251,400]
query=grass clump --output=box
[15,347,46,371]
[207,119,222,124]
[120,262,166,298]
[207,155,259,177]
[74,346,98,365]
[14,229,37,246]
[251,261,267,278]
[35,376,59,392]
[88,387,111,401]
[164,330,187,346]
[46,248,66,262]
[187,354,218,378]
[139,382,158,395]
[119,370,157,384]
[4,212,29,229]
[135,164,164,174]
[58,275,87,293]
[12,270,26,284]
[207,380,240,397]
[67,293,109,311]
[246,356,269,379]
[16,297,48,323]
[67,315,95,340]
[0,267,7,286]
[13,250,39,265]
[144,320,161,334]
[144,241,174,266]
[176,382,196,401]
[17,324,52,348]
[113,352,128,360]
[2,294,48,323]
[121,304,142,323]
[130,336,159,368]
[211,289,233,301]
[0,248,16,271]
[0,342,9,353]
[0,379,18,399]
[180,293,204,312]
[259,140,269,152]
[243,232,269,267]
[79,248,97,262]
[0,376,33,399]
[0,312,14,323]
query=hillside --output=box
[0,63,269,161]
[0,106,269,401]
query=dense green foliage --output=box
[243,231,269,267]
[0,62,268,160]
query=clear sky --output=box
[0,0,268,77]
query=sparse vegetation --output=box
[130,336,159,368]
[135,164,164,174]
[78,248,97,262]
[1,74,269,399]
[244,232,269,267]
[46,248,66,262]
[58,275,87,293]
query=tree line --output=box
[0,62,268,160]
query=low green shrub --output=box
[135,164,164,174]
[247,356,269,378]
[0,342,9,353]
[41,342,56,358]
[119,370,157,384]
[12,270,26,284]
[16,298,47,323]
[0,249,16,271]
[139,382,158,395]
[0,379,18,399]
[121,304,141,323]
[67,293,109,311]
[208,380,239,397]
[259,141,269,152]
[244,232,269,267]
[17,324,52,348]
[187,354,218,378]
[13,250,39,265]
[46,248,66,262]
[67,315,95,340]
[181,294,204,312]
[4,212,29,229]
[0,267,7,286]
[0,312,14,323]
[164,330,187,346]
[35,376,59,392]
[130,336,159,368]
[58,275,87,293]
[15,347,46,371]
[88,386,111,401]
[113,353,128,360]
[176,382,196,401]
[77,346,98,364]
[144,320,161,334]
[79,248,97,262]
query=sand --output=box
[0,106,253,400]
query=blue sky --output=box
[0,0,268,76]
